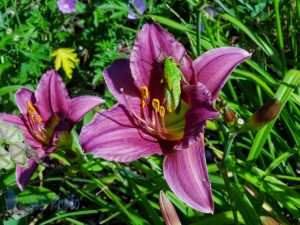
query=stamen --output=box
[141,86,149,109]
[152,99,160,112]
[37,115,42,123]
[159,106,165,117]
[26,101,47,143]
[141,99,146,109]
[159,106,166,132]
[26,101,36,112]
[121,88,170,140]
[120,88,151,129]
[141,86,149,99]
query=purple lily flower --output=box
[79,24,251,213]
[57,0,76,14]
[128,0,146,20]
[0,69,104,190]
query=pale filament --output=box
[120,87,168,139]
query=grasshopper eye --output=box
[168,57,173,62]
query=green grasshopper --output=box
[159,54,188,113]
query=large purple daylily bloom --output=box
[57,0,76,14]
[0,69,104,190]
[79,24,251,213]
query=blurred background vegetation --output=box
[0,0,300,224]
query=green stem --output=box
[297,0,300,22]
[221,133,236,165]
[220,132,239,225]
[196,11,202,56]
[201,14,216,48]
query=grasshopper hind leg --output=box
[175,99,181,114]
[165,88,174,112]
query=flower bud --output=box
[159,191,181,225]
[239,99,281,132]
[260,216,280,225]
[224,108,237,126]
[216,97,227,110]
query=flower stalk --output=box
[220,132,239,225]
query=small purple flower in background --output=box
[204,7,218,18]
[79,23,250,213]
[128,0,146,19]
[0,70,104,190]
[57,0,76,14]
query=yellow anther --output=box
[37,115,42,123]
[152,99,160,112]
[26,101,36,113]
[159,106,165,117]
[141,99,146,109]
[141,86,149,99]
[26,101,42,123]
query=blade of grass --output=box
[201,14,216,48]
[274,0,286,73]
[83,172,149,225]
[196,11,202,56]
[220,13,282,72]
[189,211,245,225]
[39,209,105,225]
[231,182,260,225]
[122,169,162,225]
[260,147,299,180]
[297,0,300,40]
[148,15,195,34]
[64,218,85,225]
[234,160,300,218]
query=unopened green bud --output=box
[224,108,237,126]
[239,99,281,132]
[159,191,181,225]
[216,97,227,110]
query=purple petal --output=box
[35,69,71,121]
[57,0,76,14]
[132,0,146,15]
[164,134,214,213]
[16,159,38,190]
[177,83,218,150]
[15,89,35,114]
[193,47,251,101]
[79,104,162,162]
[0,114,42,149]
[103,59,141,112]
[68,96,104,124]
[130,24,194,100]
[127,4,137,19]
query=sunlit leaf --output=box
[51,48,79,79]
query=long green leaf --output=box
[221,13,282,71]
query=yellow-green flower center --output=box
[126,86,187,141]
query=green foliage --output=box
[0,0,300,224]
